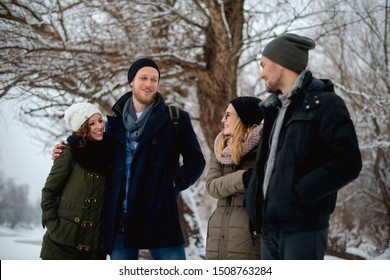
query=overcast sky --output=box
[0,100,52,203]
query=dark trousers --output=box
[261,229,328,260]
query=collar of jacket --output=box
[287,69,311,99]
[111,91,162,117]
[259,70,313,111]
[302,78,334,111]
[259,70,337,114]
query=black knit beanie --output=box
[127,58,160,84]
[230,96,263,127]
[262,33,316,73]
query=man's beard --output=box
[133,89,156,105]
[265,80,282,94]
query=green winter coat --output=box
[40,144,108,260]
[205,149,260,260]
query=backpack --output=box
[168,105,180,136]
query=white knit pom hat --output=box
[64,102,102,132]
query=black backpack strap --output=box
[168,105,180,136]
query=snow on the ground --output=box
[1,224,389,260]
[0,225,204,260]
[0,225,44,260]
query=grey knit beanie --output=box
[262,33,316,73]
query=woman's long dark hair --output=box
[74,120,91,147]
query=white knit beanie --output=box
[64,102,102,132]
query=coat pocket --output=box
[49,216,80,247]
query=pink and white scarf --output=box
[214,124,261,165]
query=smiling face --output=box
[86,113,104,141]
[260,56,284,93]
[221,104,239,136]
[130,66,159,111]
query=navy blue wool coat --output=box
[103,91,205,251]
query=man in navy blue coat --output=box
[103,58,205,260]
[52,58,205,260]
[244,34,362,259]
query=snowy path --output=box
[0,226,44,260]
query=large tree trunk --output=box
[198,0,244,149]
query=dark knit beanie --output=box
[127,57,160,84]
[262,33,316,73]
[230,96,263,127]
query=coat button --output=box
[74,217,80,223]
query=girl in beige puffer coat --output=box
[206,96,263,260]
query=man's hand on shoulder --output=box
[52,140,65,160]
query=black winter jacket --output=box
[245,71,362,234]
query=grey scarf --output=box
[122,96,155,142]
[262,69,308,197]
[262,94,290,197]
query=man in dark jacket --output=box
[244,33,362,259]
[103,58,205,260]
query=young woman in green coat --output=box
[40,102,115,260]
[206,96,263,260]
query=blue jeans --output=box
[261,229,328,260]
[110,231,186,260]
